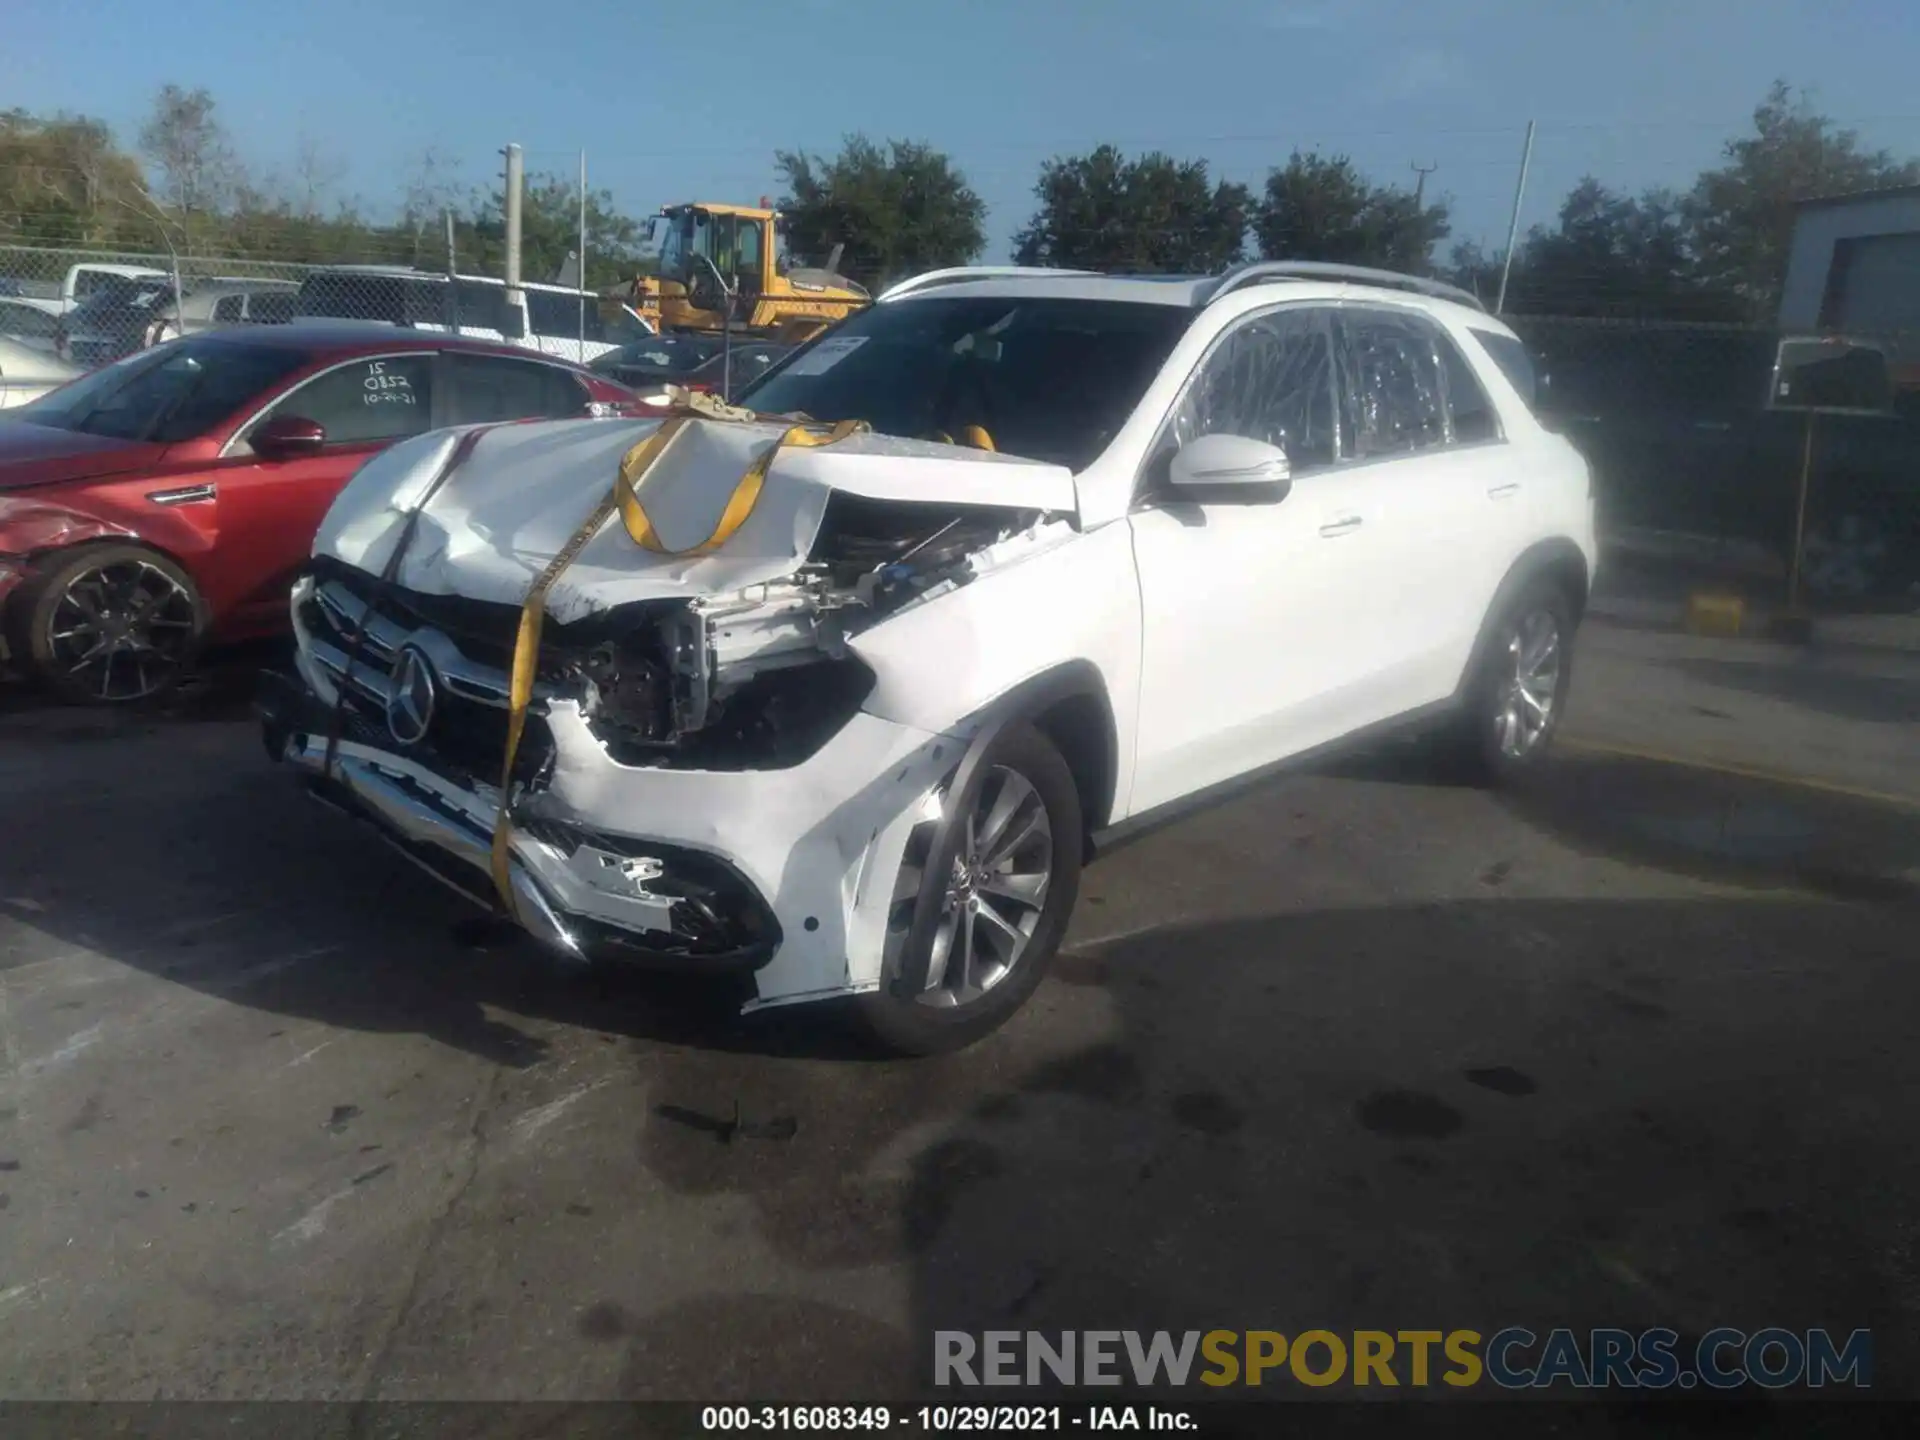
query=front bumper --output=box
[259,664,958,1006]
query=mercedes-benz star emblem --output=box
[386,644,439,746]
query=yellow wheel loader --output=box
[606,202,869,343]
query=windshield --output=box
[16,337,313,442]
[737,296,1195,470]
[598,334,719,377]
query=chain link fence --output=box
[0,240,636,371]
[1509,315,1920,612]
[4,235,1916,609]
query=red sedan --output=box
[0,324,637,704]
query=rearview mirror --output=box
[1168,433,1292,502]
[252,414,326,460]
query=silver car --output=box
[0,336,82,408]
[142,279,299,347]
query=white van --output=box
[293,265,650,364]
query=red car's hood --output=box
[0,422,163,492]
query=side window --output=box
[448,353,588,424]
[1334,310,1447,459]
[1168,307,1336,471]
[248,293,296,325]
[526,289,601,341]
[251,354,435,448]
[212,294,246,324]
[1438,332,1500,444]
[736,222,762,288]
[73,270,107,299]
[453,280,506,333]
[404,278,448,327]
[527,289,566,338]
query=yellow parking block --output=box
[1685,590,1746,637]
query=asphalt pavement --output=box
[1,622,1917,1415]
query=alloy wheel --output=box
[1495,607,1562,758]
[897,765,1055,1008]
[43,558,198,702]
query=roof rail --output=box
[1204,261,1486,312]
[876,266,1103,303]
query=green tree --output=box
[777,136,986,289]
[1686,80,1920,319]
[457,172,647,288]
[0,108,151,248]
[1014,145,1251,272]
[1491,178,1743,319]
[1254,150,1450,272]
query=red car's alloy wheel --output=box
[24,546,203,704]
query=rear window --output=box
[1469,328,1537,410]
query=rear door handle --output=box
[1319,515,1363,538]
[1487,483,1521,500]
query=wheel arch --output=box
[1455,537,1589,703]
[974,659,1120,842]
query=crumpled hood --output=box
[314,416,1078,624]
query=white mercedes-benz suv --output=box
[259,261,1597,1053]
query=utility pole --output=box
[1411,161,1438,208]
[503,142,524,334]
[1495,120,1536,316]
[578,149,588,363]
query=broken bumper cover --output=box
[257,667,958,1005]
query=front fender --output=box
[849,518,1140,744]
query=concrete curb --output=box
[1587,591,1920,654]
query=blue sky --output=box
[7,0,1920,261]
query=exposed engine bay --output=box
[540,493,1051,770]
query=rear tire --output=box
[855,721,1083,1056]
[10,544,206,707]
[1444,578,1575,786]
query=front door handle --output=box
[1319,515,1364,538]
[1487,483,1521,500]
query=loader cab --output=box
[651,204,772,308]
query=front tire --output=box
[1447,578,1575,785]
[856,721,1083,1056]
[9,544,205,706]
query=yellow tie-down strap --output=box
[488,395,869,920]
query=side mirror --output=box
[1168,432,1292,502]
[252,414,326,460]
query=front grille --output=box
[303,569,554,790]
[312,557,522,670]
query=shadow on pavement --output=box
[588,891,1920,1413]
[1660,655,1920,727]
[0,638,290,731]
[5,715,1919,1416]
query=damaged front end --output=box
[543,492,1040,771]
[265,418,1074,998]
